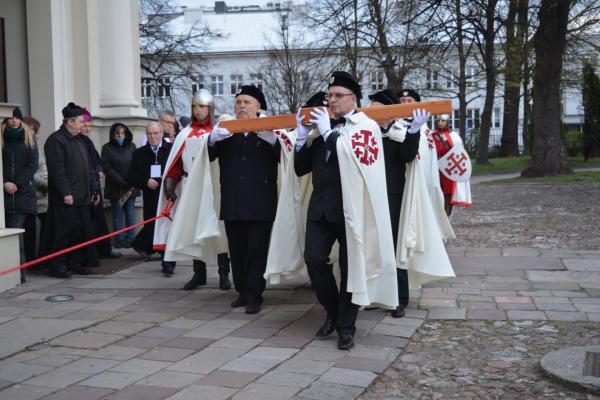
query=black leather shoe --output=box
[161,262,175,276]
[337,333,355,350]
[316,318,336,337]
[183,263,207,290]
[217,254,231,290]
[230,298,247,308]
[49,266,73,278]
[245,304,261,314]
[70,266,94,275]
[101,251,122,259]
[134,248,150,260]
[391,304,406,318]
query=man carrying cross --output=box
[294,71,399,350]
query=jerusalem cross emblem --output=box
[351,130,378,165]
[444,152,468,177]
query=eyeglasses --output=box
[327,93,354,100]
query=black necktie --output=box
[330,116,346,128]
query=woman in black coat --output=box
[101,123,138,248]
[2,108,39,282]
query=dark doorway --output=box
[0,18,6,102]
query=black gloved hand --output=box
[164,177,178,202]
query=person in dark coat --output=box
[208,85,280,314]
[127,121,172,264]
[101,122,139,248]
[40,102,100,278]
[368,89,421,318]
[80,109,121,259]
[2,108,39,283]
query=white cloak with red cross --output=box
[153,124,228,261]
[263,129,307,284]
[335,112,399,308]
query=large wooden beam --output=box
[220,99,452,133]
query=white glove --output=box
[408,109,430,133]
[257,131,277,145]
[295,109,310,149]
[209,123,232,146]
[309,107,331,136]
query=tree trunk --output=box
[500,0,528,157]
[522,58,532,155]
[523,0,573,177]
[455,0,468,142]
[476,0,498,164]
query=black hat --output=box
[12,107,23,120]
[368,89,398,106]
[303,91,328,108]
[62,102,85,119]
[398,88,421,102]
[235,85,267,110]
[328,71,362,99]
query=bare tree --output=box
[522,0,573,177]
[261,9,331,114]
[138,0,214,117]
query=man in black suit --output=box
[208,85,280,314]
[294,71,366,350]
[128,121,172,273]
[368,89,425,318]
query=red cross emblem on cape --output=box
[438,145,472,182]
[274,130,292,152]
[351,129,378,165]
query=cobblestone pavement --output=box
[361,320,600,400]
[0,180,598,399]
[450,182,600,250]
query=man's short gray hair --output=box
[146,121,163,133]
[158,110,176,120]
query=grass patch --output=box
[482,171,600,185]
[472,156,600,175]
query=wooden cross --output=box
[219,99,452,133]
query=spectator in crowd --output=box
[159,110,177,142]
[21,116,42,264]
[2,108,39,283]
[40,102,99,278]
[101,122,139,249]
[81,109,121,259]
[128,121,172,271]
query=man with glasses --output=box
[294,71,399,350]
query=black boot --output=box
[217,253,232,290]
[183,260,207,290]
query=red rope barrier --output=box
[0,200,174,277]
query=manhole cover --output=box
[585,352,600,378]
[540,346,600,394]
[45,295,74,302]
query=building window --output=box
[141,78,153,99]
[230,74,243,94]
[466,108,480,130]
[370,70,384,91]
[191,76,204,94]
[426,70,439,90]
[452,109,460,130]
[466,66,478,88]
[249,73,263,91]
[158,77,171,98]
[492,108,501,128]
[211,75,224,95]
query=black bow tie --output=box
[330,117,346,127]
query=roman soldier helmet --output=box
[192,88,214,107]
[439,114,450,121]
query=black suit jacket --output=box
[294,133,344,223]
[382,132,420,195]
[208,133,280,221]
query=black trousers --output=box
[304,217,358,335]
[224,220,272,305]
[389,193,409,307]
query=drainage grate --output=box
[584,352,600,378]
[45,295,74,302]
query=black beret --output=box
[12,107,23,120]
[303,91,328,108]
[398,88,421,102]
[328,71,362,99]
[368,89,398,106]
[236,85,267,110]
[62,102,85,119]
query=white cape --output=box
[336,112,398,309]
[449,131,472,207]
[264,130,306,284]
